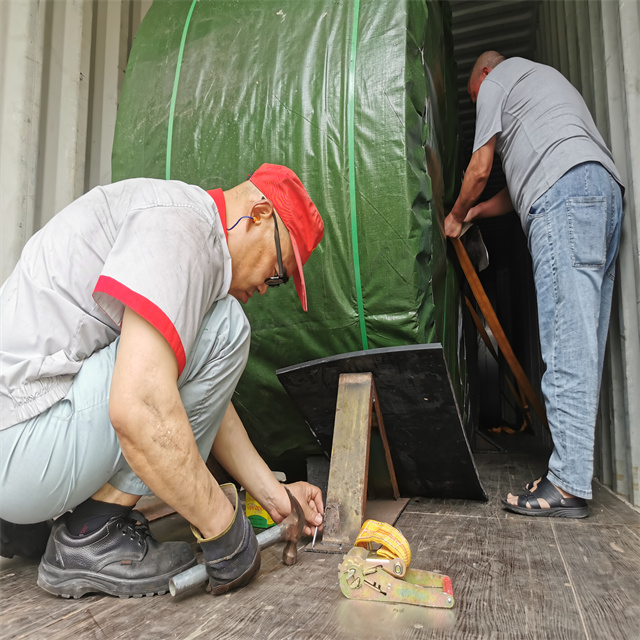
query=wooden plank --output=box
[588,483,640,526]
[394,513,589,639]
[406,453,640,526]
[0,559,109,639]
[363,498,410,526]
[3,450,640,639]
[553,522,640,639]
[322,373,373,547]
[37,603,117,640]
[136,494,176,522]
[625,524,640,544]
[452,237,548,430]
[405,451,547,518]
[370,382,400,500]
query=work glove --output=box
[191,483,261,595]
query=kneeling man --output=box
[0,163,325,598]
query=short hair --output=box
[470,51,505,84]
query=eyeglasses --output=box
[264,213,289,287]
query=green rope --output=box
[166,0,198,180]
[348,0,368,350]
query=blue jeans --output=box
[525,162,623,499]
[0,296,250,524]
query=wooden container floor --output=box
[2,444,640,640]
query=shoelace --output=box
[115,510,154,546]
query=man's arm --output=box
[466,186,514,222]
[444,135,497,238]
[109,306,234,539]
[212,403,324,536]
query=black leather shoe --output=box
[1,519,51,559]
[37,511,195,598]
[192,484,261,595]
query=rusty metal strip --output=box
[453,238,548,429]
[371,382,400,500]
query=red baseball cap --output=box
[250,163,324,311]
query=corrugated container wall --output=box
[0,0,152,282]
[534,0,640,508]
[1,0,639,507]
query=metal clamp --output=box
[338,547,454,608]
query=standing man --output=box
[1,163,325,597]
[445,52,624,517]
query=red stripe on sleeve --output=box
[207,188,228,240]
[94,275,187,375]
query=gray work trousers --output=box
[0,296,250,524]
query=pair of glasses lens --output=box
[264,213,289,287]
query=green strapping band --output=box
[348,0,368,350]
[166,0,198,180]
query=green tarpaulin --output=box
[112,0,462,474]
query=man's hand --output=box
[444,213,464,238]
[279,482,324,537]
[446,188,514,238]
[446,135,497,237]
[211,405,324,536]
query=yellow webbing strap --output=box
[354,519,411,567]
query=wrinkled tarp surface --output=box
[112,0,461,474]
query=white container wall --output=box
[536,0,640,507]
[0,0,151,283]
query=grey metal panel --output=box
[1,0,46,281]
[0,0,151,282]
[449,0,540,157]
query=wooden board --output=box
[277,345,486,501]
[3,450,640,639]
[364,498,411,525]
[136,495,176,522]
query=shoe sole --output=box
[501,499,589,518]
[37,556,197,599]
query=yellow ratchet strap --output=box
[354,519,411,567]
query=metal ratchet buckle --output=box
[338,546,454,608]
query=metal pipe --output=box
[169,522,286,597]
[169,563,208,597]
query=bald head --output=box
[467,51,505,103]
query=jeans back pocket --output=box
[566,196,607,268]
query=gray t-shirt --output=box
[473,57,622,225]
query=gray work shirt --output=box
[473,57,623,225]
[0,179,232,430]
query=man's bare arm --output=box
[109,306,234,539]
[212,404,324,536]
[445,135,497,238]
[466,186,514,221]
